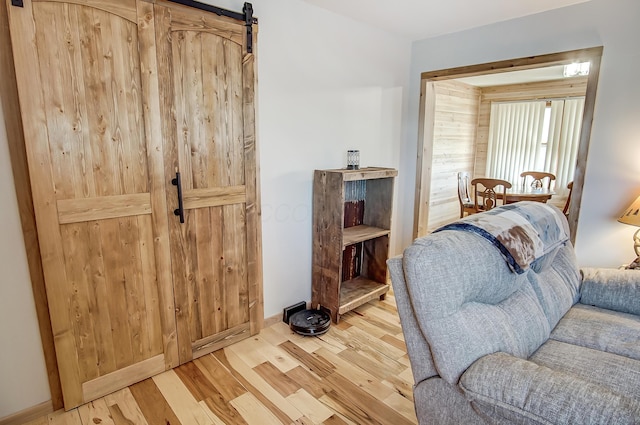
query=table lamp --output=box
[618,195,640,269]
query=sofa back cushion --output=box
[401,207,580,384]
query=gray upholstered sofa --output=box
[388,202,640,424]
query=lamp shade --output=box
[619,195,640,259]
[618,195,640,227]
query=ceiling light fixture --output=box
[563,62,590,77]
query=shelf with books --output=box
[312,167,397,323]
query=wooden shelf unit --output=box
[312,167,397,323]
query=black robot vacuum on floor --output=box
[289,308,331,336]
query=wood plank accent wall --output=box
[474,77,588,179]
[426,80,481,232]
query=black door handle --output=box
[171,172,185,223]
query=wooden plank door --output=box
[154,1,263,363]
[6,0,178,409]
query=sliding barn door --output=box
[8,0,262,408]
[6,0,178,409]
[154,1,263,363]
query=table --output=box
[503,187,554,204]
[476,187,554,205]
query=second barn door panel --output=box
[154,1,262,364]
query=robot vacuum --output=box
[289,309,331,336]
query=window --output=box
[486,97,584,197]
[535,103,552,170]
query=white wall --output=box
[0,101,51,415]
[402,0,640,268]
[0,0,410,417]
[250,0,410,318]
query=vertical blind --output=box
[486,97,585,197]
[546,98,585,197]
[486,101,547,185]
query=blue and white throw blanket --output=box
[434,202,569,274]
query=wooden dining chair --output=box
[471,178,512,212]
[563,181,574,217]
[520,171,556,190]
[457,171,476,218]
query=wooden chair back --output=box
[563,181,574,216]
[520,171,556,190]
[471,178,512,212]
[457,172,476,217]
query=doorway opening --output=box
[413,47,603,243]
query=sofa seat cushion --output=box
[530,339,640,401]
[460,352,640,425]
[550,304,640,361]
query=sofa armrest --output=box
[387,256,439,384]
[580,268,640,316]
[459,352,640,425]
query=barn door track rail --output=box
[169,0,257,53]
[10,0,256,53]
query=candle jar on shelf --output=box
[347,150,360,170]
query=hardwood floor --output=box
[21,294,417,425]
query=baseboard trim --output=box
[0,400,53,425]
[263,312,282,328]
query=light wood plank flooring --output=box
[21,294,416,425]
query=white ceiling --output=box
[302,0,591,41]
[456,65,567,87]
